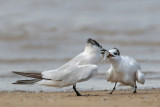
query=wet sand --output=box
[1,89,160,107]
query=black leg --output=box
[133,82,137,93]
[109,82,117,94]
[73,84,81,96]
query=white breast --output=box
[106,56,142,86]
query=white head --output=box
[107,48,120,61]
[85,38,105,55]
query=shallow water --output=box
[0,0,160,92]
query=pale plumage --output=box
[105,48,145,94]
[13,38,105,96]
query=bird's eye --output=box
[114,52,117,55]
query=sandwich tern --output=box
[104,48,145,94]
[12,38,105,96]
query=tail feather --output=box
[12,79,41,85]
[12,71,43,79]
[12,71,51,80]
[136,70,145,84]
[12,71,51,85]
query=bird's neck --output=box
[84,45,95,53]
[109,57,122,69]
[84,46,101,65]
[84,45,100,56]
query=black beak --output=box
[101,49,107,54]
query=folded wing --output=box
[39,64,98,87]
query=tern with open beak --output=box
[105,48,145,94]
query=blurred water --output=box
[0,0,160,92]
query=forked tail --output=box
[12,79,41,84]
[12,71,50,85]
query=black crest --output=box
[113,48,120,56]
[87,38,102,48]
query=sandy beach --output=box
[0,1,160,107]
[1,89,160,107]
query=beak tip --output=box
[101,49,107,51]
